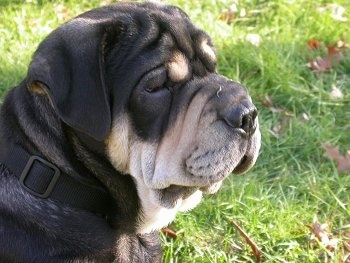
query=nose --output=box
[221,100,258,135]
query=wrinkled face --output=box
[25,2,260,234]
[102,3,261,232]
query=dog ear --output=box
[27,17,123,141]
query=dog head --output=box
[27,2,261,233]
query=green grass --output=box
[1,0,349,262]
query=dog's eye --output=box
[143,68,167,93]
[145,85,165,93]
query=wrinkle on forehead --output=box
[166,51,190,83]
[200,38,217,64]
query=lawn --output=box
[1,0,349,262]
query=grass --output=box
[1,0,350,262]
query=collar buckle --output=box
[19,156,60,198]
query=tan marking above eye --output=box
[200,39,217,63]
[166,51,190,83]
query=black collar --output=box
[0,140,111,215]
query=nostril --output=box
[241,108,257,134]
[251,108,258,121]
[241,114,252,133]
[222,104,257,134]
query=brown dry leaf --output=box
[219,4,237,23]
[306,52,342,72]
[306,216,339,251]
[306,38,346,72]
[341,231,350,262]
[259,94,273,108]
[308,39,321,49]
[321,143,350,173]
[343,241,350,254]
[219,3,247,23]
[306,56,333,72]
[161,227,177,239]
[271,115,291,137]
[258,94,293,137]
[231,221,262,263]
[327,45,342,56]
[344,240,350,251]
[258,94,285,113]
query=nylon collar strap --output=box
[0,140,111,215]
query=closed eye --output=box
[143,67,167,93]
[145,85,165,93]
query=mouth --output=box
[156,185,199,208]
[156,179,226,208]
[233,151,257,174]
[156,157,252,208]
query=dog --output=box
[0,2,261,262]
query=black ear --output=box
[27,15,122,141]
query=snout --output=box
[182,76,261,180]
[141,74,261,202]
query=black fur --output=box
[0,82,162,262]
[0,2,232,262]
[0,2,198,262]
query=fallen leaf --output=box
[329,84,344,100]
[258,94,285,113]
[271,115,291,137]
[231,221,262,263]
[306,216,339,251]
[344,240,350,251]
[246,33,261,46]
[219,4,238,23]
[317,4,348,22]
[344,242,350,263]
[258,94,293,137]
[308,39,321,49]
[306,38,347,72]
[161,227,177,239]
[330,5,347,22]
[259,94,274,108]
[307,52,342,72]
[239,8,247,18]
[337,36,350,49]
[219,3,247,23]
[306,56,333,72]
[327,45,342,56]
[321,143,350,173]
[54,4,71,21]
[300,112,310,122]
[272,122,283,136]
